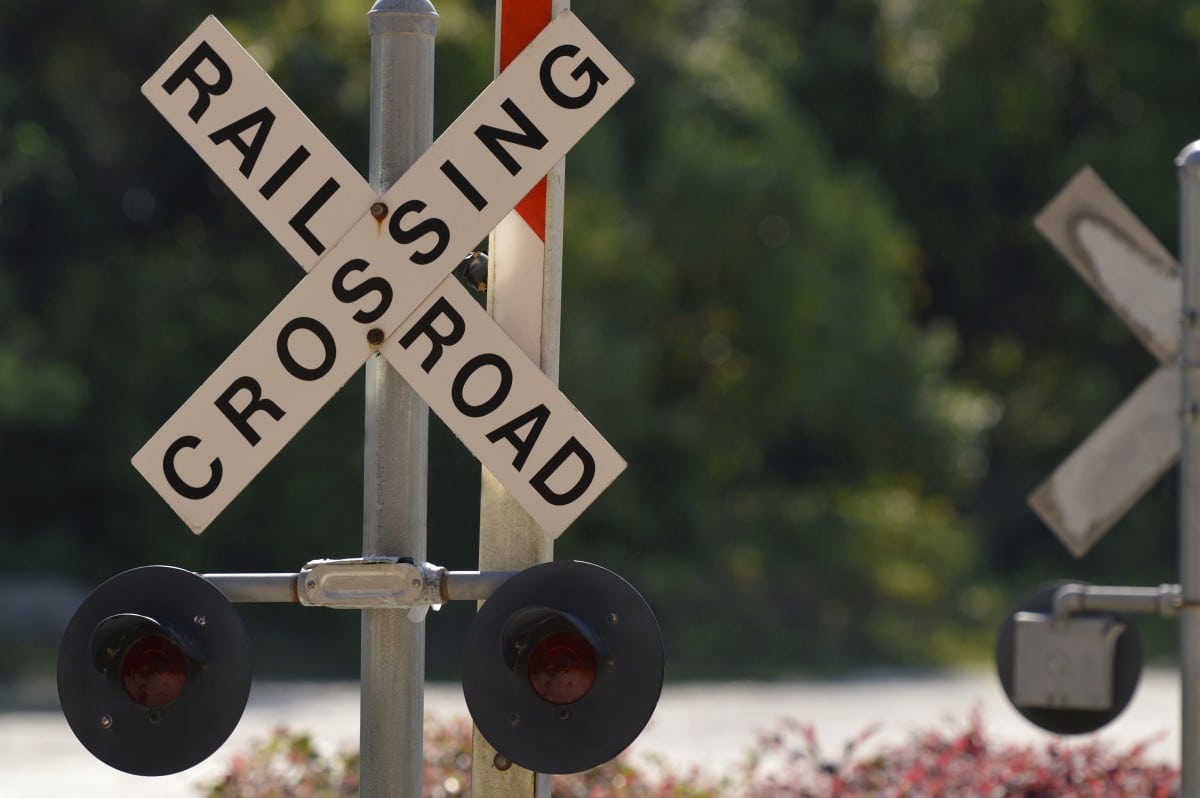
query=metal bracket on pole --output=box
[202,562,518,611]
[299,558,444,620]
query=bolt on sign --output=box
[1029,167,1181,558]
[133,12,632,537]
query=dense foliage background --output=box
[2,0,1197,680]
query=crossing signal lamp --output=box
[57,566,252,776]
[462,560,665,774]
[995,581,1143,735]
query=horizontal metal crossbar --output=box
[1052,582,1185,619]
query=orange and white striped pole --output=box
[472,1,565,796]
[487,0,564,376]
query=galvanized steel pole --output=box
[1178,141,1200,798]
[363,3,437,796]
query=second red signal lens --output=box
[527,630,597,705]
[120,634,189,708]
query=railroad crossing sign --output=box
[133,12,632,537]
[1029,167,1181,557]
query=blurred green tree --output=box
[553,0,995,673]
[857,0,1199,594]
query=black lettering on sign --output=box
[277,317,336,381]
[398,296,465,372]
[209,107,276,178]
[161,40,233,123]
[163,435,222,500]
[540,44,610,110]
[289,178,341,256]
[260,146,311,199]
[451,353,513,418]
[474,99,547,176]
[530,437,595,506]
[332,258,393,324]
[388,199,451,265]
[214,375,285,446]
[487,404,550,470]
[440,160,488,212]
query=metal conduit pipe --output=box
[1052,582,1183,620]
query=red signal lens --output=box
[120,635,188,707]
[527,630,597,705]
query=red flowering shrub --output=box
[733,711,1177,797]
[199,711,1178,797]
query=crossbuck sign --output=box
[133,13,632,537]
[1030,167,1181,557]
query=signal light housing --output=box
[58,566,252,776]
[462,560,665,774]
[995,581,1143,735]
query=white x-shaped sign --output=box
[1029,167,1181,557]
[132,13,632,537]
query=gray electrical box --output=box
[1011,611,1125,711]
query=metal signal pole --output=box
[363,2,437,796]
[1179,141,1200,798]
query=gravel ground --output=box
[1,668,1181,797]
